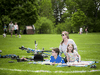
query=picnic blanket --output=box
[56,61,96,67]
[28,60,97,67]
[28,59,51,65]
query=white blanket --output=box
[28,60,95,67]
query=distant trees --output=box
[65,0,100,32]
[11,1,38,25]
[71,9,87,32]
[0,0,38,34]
[0,0,100,34]
[38,0,54,22]
[34,17,54,34]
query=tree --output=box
[38,0,54,22]
[51,0,66,25]
[1,15,11,27]
[11,1,38,25]
[73,0,100,32]
[34,17,54,34]
[71,9,87,32]
[0,0,39,32]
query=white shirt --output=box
[80,28,82,32]
[14,25,18,30]
[9,23,14,29]
[59,39,77,56]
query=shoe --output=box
[17,58,20,62]
[90,65,97,68]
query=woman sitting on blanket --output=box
[50,48,65,65]
[66,43,81,63]
[59,31,78,63]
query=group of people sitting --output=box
[20,31,94,66]
[50,31,81,65]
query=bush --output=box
[56,18,72,34]
[34,17,54,34]
[0,20,3,34]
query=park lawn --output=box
[0,33,100,75]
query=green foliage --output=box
[39,0,54,22]
[65,18,72,33]
[51,0,66,24]
[1,15,11,25]
[0,20,3,34]
[34,17,54,34]
[94,19,100,32]
[65,0,100,32]
[0,0,38,33]
[85,18,94,32]
[71,9,87,31]
[61,11,70,23]
[11,1,38,25]
[55,23,65,34]
[56,18,72,34]
[65,0,77,15]
[0,0,100,33]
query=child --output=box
[3,24,7,37]
[65,44,93,66]
[50,48,65,65]
[3,33,6,38]
[66,43,81,62]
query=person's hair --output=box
[52,48,59,55]
[67,43,74,53]
[61,31,69,45]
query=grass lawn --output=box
[0,33,100,75]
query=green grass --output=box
[0,33,100,75]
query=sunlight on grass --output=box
[0,33,100,75]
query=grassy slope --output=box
[0,33,100,75]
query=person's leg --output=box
[5,30,7,37]
[11,30,13,37]
[15,30,17,37]
[4,30,6,37]
[16,30,18,37]
[20,57,27,61]
[11,31,12,37]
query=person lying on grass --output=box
[50,48,65,65]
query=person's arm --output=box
[76,53,81,62]
[50,56,54,63]
[12,24,14,30]
[59,44,63,56]
[50,56,57,65]
[61,57,65,64]
[71,39,77,51]
[66,53,69,62]
[17,25,19,30]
